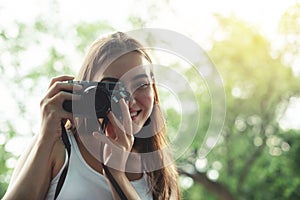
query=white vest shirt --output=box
[45,132,153,200]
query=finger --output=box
[107,111,124,134]
[93,131,131,156]
[93,131,114,160]
[50,91,81,106]
[93,132,129,171]
[106,111,134,150]
[48,75,75,88]
[118,99,132,134]
[106,111,133,144]
[43,92,80,121]
[93,131,119,147]
[48,81,83,99]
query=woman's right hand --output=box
[39,75,82,143]
[3,75,83,200]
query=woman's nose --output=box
[128,93,136,107]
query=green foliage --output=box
[181,183,217,200]
[127,16,146,29]
[244,131,300,199]
[0,121,16,197]
[176,11,300,200]
[0,144,12,197]
[75,22,115,52]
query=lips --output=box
[130,110,141,119]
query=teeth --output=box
[130,112,138,117]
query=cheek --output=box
[138,91,154,115]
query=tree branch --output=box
[237,138,266,194]
[178,169,234,200]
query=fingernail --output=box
[93,131,101,136]
[74,84,83,90]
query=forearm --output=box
[104,167,141,200]
[4,75,76,199]
[4,137,56,200]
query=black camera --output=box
[63,80,130,118]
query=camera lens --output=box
[94,88,110,118]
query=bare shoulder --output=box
[50,138,66,179]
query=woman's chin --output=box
[132,124,143,135]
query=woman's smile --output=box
[130,110,140,120]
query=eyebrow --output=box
[101,74,151,83]
[101,77,119,82]
[131,74,149,81]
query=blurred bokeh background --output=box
[1,0,300,199]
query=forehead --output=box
[102,51,152,81]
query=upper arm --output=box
[51,139,66,179]
[4,136,65,200]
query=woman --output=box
[4,32,180,199]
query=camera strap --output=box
[101,163,128,199]
[54,121,71,199]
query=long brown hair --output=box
[74,32,180,199]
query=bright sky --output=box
[1,0,300,158]
[0,0,297,40]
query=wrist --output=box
[39,121,64,144]
[103,147,130,172]
[36,133,58,149]
[103,165,127,182]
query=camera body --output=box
[63,80,130,118]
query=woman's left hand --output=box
[93,98,134,172]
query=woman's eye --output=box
[136,82,150,89]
